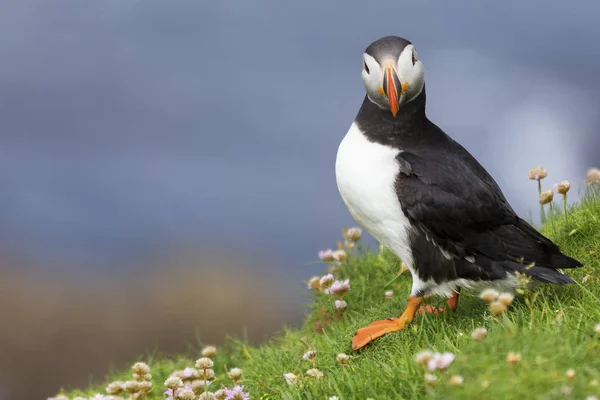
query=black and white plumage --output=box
[335,36,582,301]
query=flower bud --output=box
[201,346,217,358]
[507,352,521,365]
[539,190,554,205]
[471,327,488,342]
[489,301,507,316]
[479,288,499,304]
[554,181,571,195]
[528,166,547,180]
[346,227,363,241]
[307,276,321,290]
[587,167,600,184]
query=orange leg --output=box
[418,288,461,315]
[352,296,423,351]
[447,288,461,312]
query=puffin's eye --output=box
[412,48,418,65]
[364,61,370,74]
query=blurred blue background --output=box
[1,1,599,398]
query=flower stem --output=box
[549,202,556,235]
[540,204,546,224]
[563,195,569,224]
[330,297,337,318]
[538,180,546,223]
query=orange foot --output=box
[352,296,423,351]
[351,317,408,351]
[351,290,462,351]
[418,289,461,316]
[418,305,446,315]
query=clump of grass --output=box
[59,170,600,400]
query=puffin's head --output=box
[362,36,425,117]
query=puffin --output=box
[334,36,582,351]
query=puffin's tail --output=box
[502,261,576,285]
[503,218,583,285]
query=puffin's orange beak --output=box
[382,65,401,117]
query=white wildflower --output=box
[124,381,140,393]
[319,274,334,288]
[335,300,347,310]
[201,345,217,358]
[131,362,150,375]
[336,353,350,365]
[197,368,215,380]
[106,381,125,395]
[498,292,515,306]
[307,276,321,290]
[507,352,521,365]
[303,350,316,361]
[191,379,211,392]
[346,227,362,241]
[489,301,508,316]
[177,389,196,400]
[415,350,434,366]
[479,288,499,304]
[138,381,152,393]
[566,368,576,380]
[306,368,324,378]
[528,166,548,180]
[471,327,488,342]
[228,367,243,381]
[195,357,214,369]
[332,249,347,263]
[424,373,438,386]
[164,377,184,390]
[449,375,464,386]
[283,372,298,385]
[427,352,455,371]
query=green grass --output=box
[63,191,600,400]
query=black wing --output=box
[395,141,581,283]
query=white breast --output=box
[335,122,414,269]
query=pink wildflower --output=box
[325,279,350,296]
[319,274,334,289]
[318,249,335,261]
[214,389,228,400]
[427,352,455,371]
[225,385,250,400]
[346,227,363,241]
[335,300,347,311]
[332,249,347,263]
[528,166,547,181]
[182,367,197,380]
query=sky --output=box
[0,0,599,285]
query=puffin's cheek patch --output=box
[377,86,386,97]
[401,82,409,94]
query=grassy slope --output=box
[64,193,600,400]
